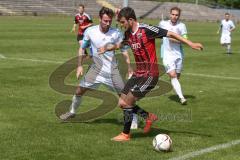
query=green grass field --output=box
[0,16,240,160]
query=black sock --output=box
[84,50,88,55]
[123,108,133,134]
[132,105,149,119]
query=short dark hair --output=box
[79,4,84,9]
[99,7,114,18]
[117,7,136,21]
[225,12,230,15]
[170,7,181,15]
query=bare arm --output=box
[169,38,181,44]
[217,25,222,34]
[230,27,235,32]
[121,50,133,78]
[71,23,77,33]
[167,31,203,50]
[76,48,85,79]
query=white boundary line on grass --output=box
[0,54,63,64]
[185,73,240,80]
[0,54,6,59]
[1,54,240,81]
[168,139,240,160]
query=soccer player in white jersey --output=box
[60,7,133,120]
[217,12,236,54]
[159,7,188,105]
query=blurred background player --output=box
[159,7,188,105]
[217,12,236,54]
[60,7,133,121]
[71,4,93,56]
[101,7,203,141]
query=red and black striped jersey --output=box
[74,12,92,35]
[124,23,168,77]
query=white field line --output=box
[168,139,240,160]
[1,54,240,81]
[0,54,6,59]
[185,73,240,80]
[0,54,63,64]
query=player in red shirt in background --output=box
[71,4,93,56]
[98,7,203,141]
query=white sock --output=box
[70,95,82,114]
[227,44,231,53]
[132,114,138,124]
[171,77,184,99]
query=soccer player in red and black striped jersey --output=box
[99,7,203,141]
[71,4,93,55]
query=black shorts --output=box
[77,34,84,41]
[121,75,159,98]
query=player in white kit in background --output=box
[217,12,236,54]
[159,7,188,105]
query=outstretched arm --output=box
[167,31,203,50]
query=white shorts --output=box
[80,65,124,93]
[163,57,183,73]
[221,35,231,44]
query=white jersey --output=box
[159,20,187,60]
[220,19,235,36]
[83,25,123,74]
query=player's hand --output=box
[191,43,203,51]
[71,28,76,33]
[115,8,121,16]
[97,47,106,55]
[76,66,84,79]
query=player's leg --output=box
[176,59,187,104]
[221,35,231,54]
[109,67,139,129]
[165,60,186,104]
[60,86,89,120]
[60,66,100,120]
[226,36,232,54]
[111,76,158,141]
[227,43,231,54]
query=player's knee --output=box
[75,87,83,96]
[168,72,177,78]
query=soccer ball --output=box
[153,134,172,152]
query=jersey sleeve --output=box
[180,23,187,36]
[86,14,93,23]
[114,29,123,44]
[74,15,78,24]
[81,29,90,49]
[144,25,168,39]
[230,21,235,29]
[220,20,223,27]
[159,21,165,28]
[115,29,130,52]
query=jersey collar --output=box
[131,23,139,35]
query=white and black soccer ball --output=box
[153,134,172,152]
